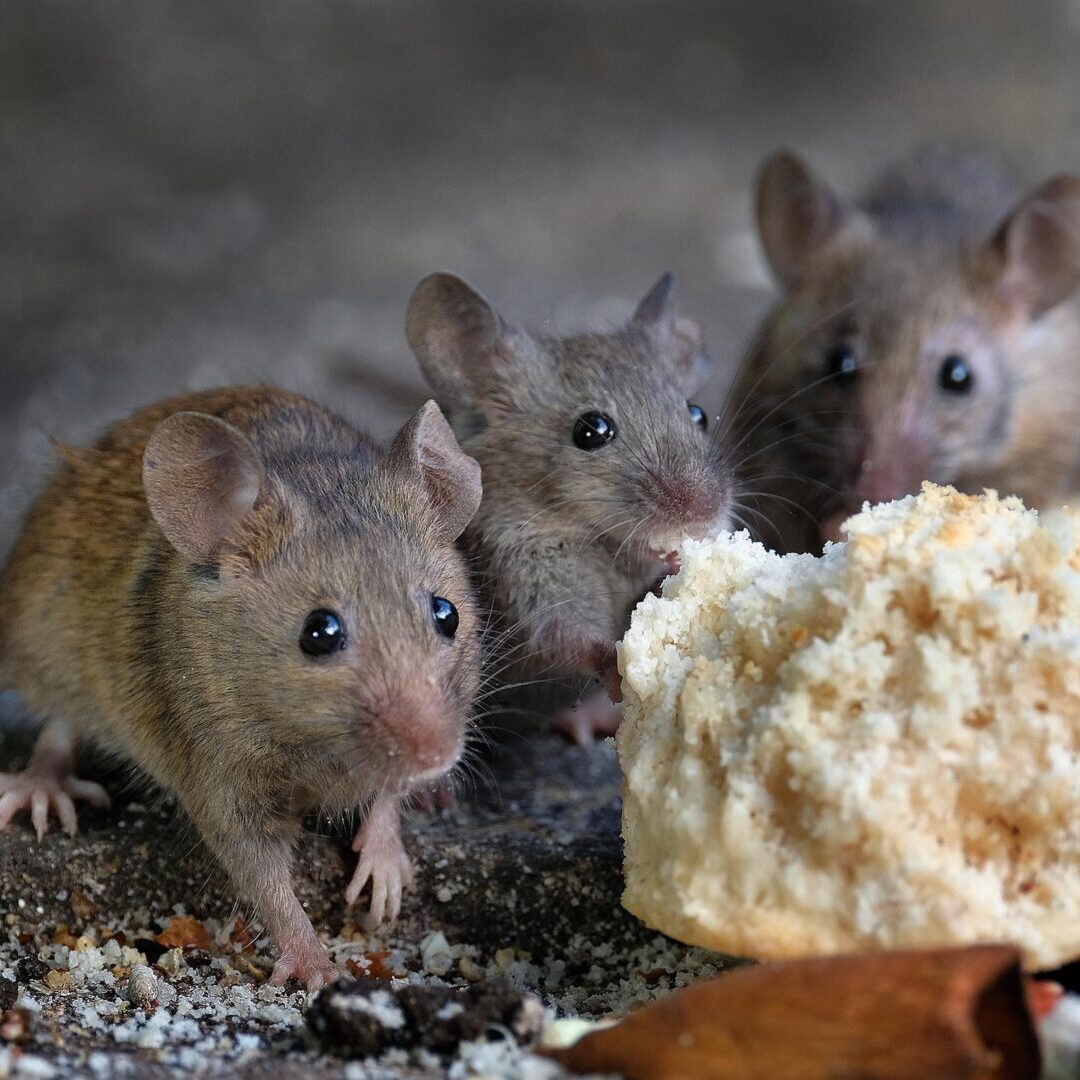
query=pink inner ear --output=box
[143,412,263,563]
[990,177,1080,316]
[757,152,852,288]
[390,401,482,542]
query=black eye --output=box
[824,344,858,382]
[299,609,346,657]
[687,402,707,432]
[572,412,617,451]
[432,596,459,639]
[939,354,974,394]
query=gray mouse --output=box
[730,147,1080,553]
[405,272,731,742]
[0,385,482,988]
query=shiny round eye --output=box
[687,402,707,432]
[432,596,459,639]
[572,412,617,451]
[824,344,858,382]
[299,609,346,657]
[939,353,974,394]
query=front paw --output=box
[346,814,415,925]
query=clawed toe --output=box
[346,795,413,925]
[270,948,338,991]
[0,771,111,839]
[552,696,623,745]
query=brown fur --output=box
[0,385,482,982]
[731,148,1080,553]
[406,272,731,721]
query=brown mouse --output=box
[0,386,482,989]
[730,147,1080,553]
[406,272,731,742]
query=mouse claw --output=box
[0,771,110,840]
[270,942,339,991]
[346,798,415,924]
[551,695,623,746]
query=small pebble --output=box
[44,969,72,993]
[419,931,453,977]
[127,965,159,1009]
[457,957,485,983]
[156,947,185,977]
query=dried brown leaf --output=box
[51,925,78,949]
[345,951,394,980]
[548,945,1039,1080]
[68,889,100,921]
[154,916,214,952]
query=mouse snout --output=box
[371,693,464,780]
[646,470,729,539]
[854,429,930,507]
[821,435,930,547]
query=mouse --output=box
[729,147,1080,553]
[405,271,731,743]
[0,385,482,989]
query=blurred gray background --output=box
[4,0,1080,551]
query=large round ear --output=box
[387,400,482,541]
[631,272,714,392]
[143,412,264,563]
[979,174,1080,317]
[405,273,513,408]
[756,150,852,289]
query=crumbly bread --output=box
[617,483,1080,969]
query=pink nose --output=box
[375,696,463,777]
[654,475,726,532]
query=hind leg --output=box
[0,719,110,839]
[552,692,623,745]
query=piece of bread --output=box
[617,483,1080,969]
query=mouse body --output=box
[0,385,482,988]
[406,273,731,741]
[731,148,1080,553]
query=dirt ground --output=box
[4,2,1080,1075]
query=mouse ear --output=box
[672,315,713,392]
[979,174,1080,317]
[406,273,513,408]
[631,273,714,392]
[388,400,482,541]
[756,151,854,289]
[632,271,677,335]
[143,412,264,563]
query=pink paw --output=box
[270,938,339,991]
[0,771,110,840]
[346,821,415,925]
[552,696,623,746]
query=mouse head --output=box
[406,272,731,571]
[142,400,482,795]
[746,150,1080,546]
